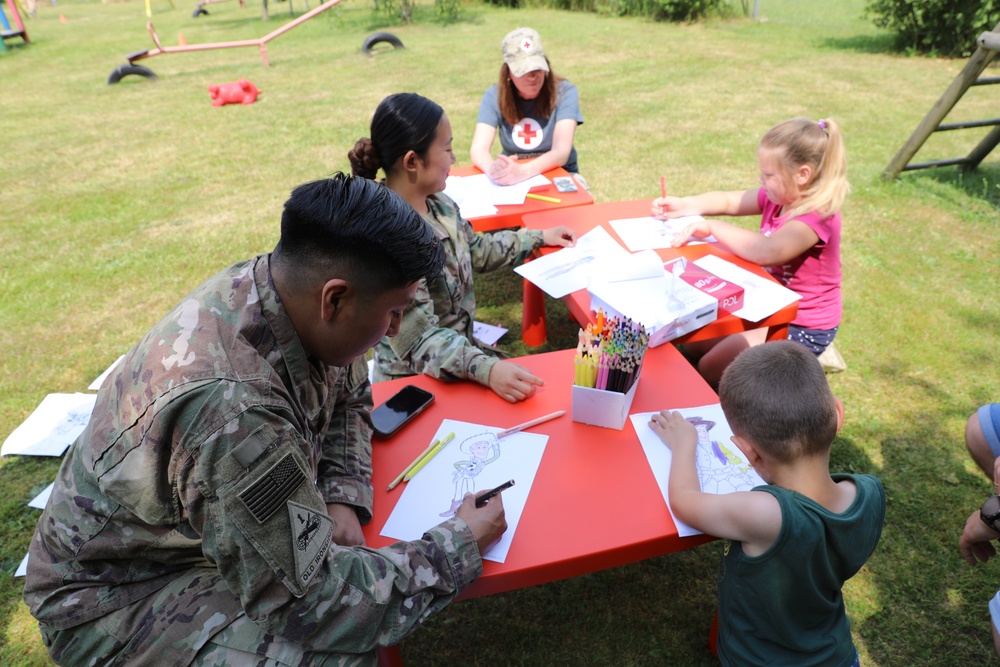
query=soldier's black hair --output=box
[274,173,444,293]
[348,93,444,179]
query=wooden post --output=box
[882,20,1000,180]
[963,124,1000,171]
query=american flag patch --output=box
[240,454,305,523]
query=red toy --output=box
[207,79,261,106]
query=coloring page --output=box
[630,404,765,537]
[1,393,97,457]
[381,419,547,563]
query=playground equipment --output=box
[192,0,305,21]
[883,21,1000,179]
[108,0,344,83]
[0,0,29,50]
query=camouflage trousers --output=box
[37,568,378,667]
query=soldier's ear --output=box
[320,279,350,322]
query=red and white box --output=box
[680,263,745,315]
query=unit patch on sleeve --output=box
[239,453,305,523]
[287,500,333,588]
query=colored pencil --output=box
[496,411,566,438]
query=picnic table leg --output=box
[521,278,547,347]
[764,323,788,343]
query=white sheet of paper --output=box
[380,419,547,563]
[609,216,713,251]
[693,255,801,322]
[601,249,665,283]
[1,393,97,457]
[514,226,632,298]
[15,553,28,578]
[630,404,765,537]
[88,354,125,391]
[473,321,507,346]
[29,482,54,510]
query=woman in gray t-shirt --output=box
[470,27,584,186]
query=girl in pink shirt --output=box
[652,117,849,388]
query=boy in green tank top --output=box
[649,341,885,667]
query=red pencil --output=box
[660,176,666,199]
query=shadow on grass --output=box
[854,358,1000,665]
[402,544,724,666]
[820,32,900,55]
[921,163,1000,211]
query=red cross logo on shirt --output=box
[518,122,538,145]
[511,118,543,150]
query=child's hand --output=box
[670,219,714,248]
[652,196,694,220]
[960,509,1000,565]
[542,226,576,248]
[648,410,698,450]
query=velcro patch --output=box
[287,501,332,588]
[239,454,305,523]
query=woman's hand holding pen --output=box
[543,226,576,248]
[456,492,507,554]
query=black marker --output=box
[475,479,515,507]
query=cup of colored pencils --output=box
[573,309,649,394]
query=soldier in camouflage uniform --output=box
[348,93,577,403]
[23,175,508,666]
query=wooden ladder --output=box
[882,21,1000,180]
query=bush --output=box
[515,0,725,20]
[866,0,1000,57]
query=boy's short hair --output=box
[719,341,838,463]
[273,173,444,295]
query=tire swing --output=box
[361,31,403,57]
[107,63,158,84]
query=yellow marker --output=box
[387,438,439,491]
[526,193,561,204]
[404,431,455,482]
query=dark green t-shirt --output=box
[716,473,885,666]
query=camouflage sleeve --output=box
[387,279,498,386]
[316,356,374,523]
[190,419,483,652]
[465,219,544,272]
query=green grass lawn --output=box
[2,0,999,664]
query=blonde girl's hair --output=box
[759,117,849,220]
[497,58,564,127]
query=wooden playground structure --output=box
[883,21,1000,179]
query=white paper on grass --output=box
[88,354,125,391]
[630,404,765,537]
[514,225,632,298]
[609,216,714,251]
[472,321,507,346]
[693,255,801,322]
[381,419,547,563]
[29,482,54,510]
[15,553,28,578]
[1,393,97,457]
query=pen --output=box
[496,410,566,438]
[526,193,561,204]
[475,479,515,507]
[403,431,455,482]
[387,437,439,491]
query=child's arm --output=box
[673,217,820,267]
[649,410,781,552]
[652,188,760,219]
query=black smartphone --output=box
[371,385,434,439]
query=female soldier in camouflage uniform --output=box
[349,92,576,403]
